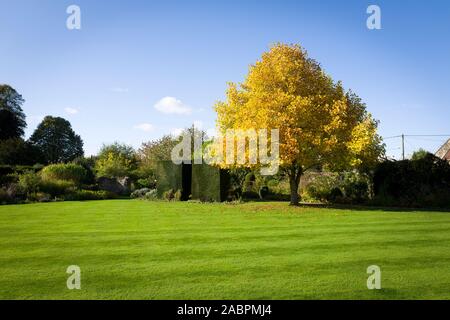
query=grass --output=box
[1,200,450,300]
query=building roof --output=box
[436,139,450,160]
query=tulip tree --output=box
[214,43,384,205]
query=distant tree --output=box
[139,135,179,169]
[29,116,84,163]
[0,85,26,140]
[139,127,208,169]
[411,148,429,161]
[0,138,43,165]
[95,142,137,178]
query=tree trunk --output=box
[289,176,300,206]
[288,165,303,206]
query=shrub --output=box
[266,178,290,195]
[95,143,137,178]
[130,188,151,199]
[18,171,42,195]
[341,171,370,204]
[5,183,24,201]
[136,177,156,189]
[174,189,183,201]
[144,189,158,201]
[304,171,369,204]
[0,187,11,204]
[64,190,117,201]
[305,173,340,202]
[264,193,291,201]
[27,192,52,203]
[0,172,18,186]
[259,186,270,200]
[41,163,87,186]
[244,173,256,192]
[242,191,260,200]
[39,179,76,197]
[163,189,175,201]
[72,156,96,184]
[327,187,344,203]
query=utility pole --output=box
[401,134,405,160]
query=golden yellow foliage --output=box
[213,43,384,204]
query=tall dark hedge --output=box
[373,154,450,207]
[191,164,230,202]
[155,161,183,198]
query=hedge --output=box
[155,161,183,198]
[191,164,230,202]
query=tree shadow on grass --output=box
[241,198,450,213]
[296,202,450,213]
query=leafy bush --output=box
[305,173,340,202]
[143,189,158,201]
[244,172,256,192]
[41,163,87,186]
[0,172,18,186]
[163,189,175,201]
[95,143,137,178]
[6,183,24,201]
[130,188,152,199]
[266,178,290,195]
[27,192,52,203]
[135,177,156,189]
[39,179,76,197]
[18,171,41,195]
[64,190,117,201]
[304,171,370,204]
[174,189,183,201]
[242,191,260,200]
[328,187,344,203]
[341,172,369,204]
[0,187,11,204]
[263,193,291,201]
[71,157,96,185]
[259,186,270,200]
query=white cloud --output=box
[65,107,79,115]
[134,123,154,132]
[154,96,192,115]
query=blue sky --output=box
[1,0,449,158]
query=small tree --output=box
[138,127,208,185]
[95,143,137,178]
[18,171,41,196]
[139,135,179,170]
[29,116,84,163]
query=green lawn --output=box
[1,200,450,300]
